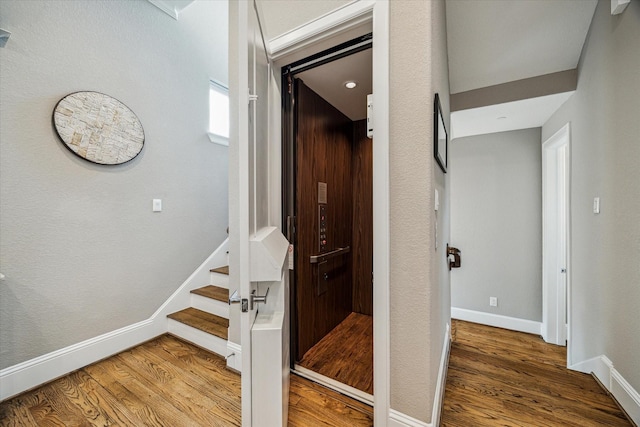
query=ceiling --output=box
[446,0,597,94]
[447,0,597,138]
[286,0,597,138]
[296,48,372,121]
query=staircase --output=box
[167,266,230,358]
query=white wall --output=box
[542,0,639,391]
[450,128,542,322]
[0,0,228,369]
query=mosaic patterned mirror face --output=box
[53,91,144,165]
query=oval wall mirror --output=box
[53,91,145,165]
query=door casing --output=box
[263,1,392,424]
[542,122,571,358]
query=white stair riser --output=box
[210,273,229,288]
[167,319,228,358]
[191,294,229,319]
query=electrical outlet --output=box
[489,297,498,307]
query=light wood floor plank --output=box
[441,320,632,427]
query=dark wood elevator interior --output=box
[287,47,374,395]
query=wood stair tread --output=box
[191,285,228,303]
[167,308,228,340]
[210,265,229,275]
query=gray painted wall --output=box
[429,0,452,422]
[542,0,640,391]
[390,0,450,422]
[450,128,542,321]
[0,0,229,369]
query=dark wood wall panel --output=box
[351,120,373,316]
[295,80,353,360]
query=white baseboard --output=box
[452,307,542,336]
[0,319,161,401]
[571,355,640,425]
[0,239,230,402]
[388,322,451,427]
[153,238,229,320]
[226,341,242,372]
[431,322,451,426]
[389,409,430,427]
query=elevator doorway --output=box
[282,35,374,403]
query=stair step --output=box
[191,285,228,303]
[210,265,229,275]
[167,308,228,340]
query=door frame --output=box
[263,1,391,423]
[541,123,571,357]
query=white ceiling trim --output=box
[451,92,574,140]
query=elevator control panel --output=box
[319,204,328,252]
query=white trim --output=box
[570,355,640,424]
[151,238,229,318]
[452,307,542,336]
[208,132,230,146]
[267,1,391,425]
[146,0,195,20]
[226,341,242,372]
[268,0,375,61]
[541,123,571,349]
[387,322,451,427]
[293,366,373,406]
[0,319,158,401]
[0,239,230,401]
[388,410,430,427]
[431,323,451,426]
[167,319,228,357]
[372,2,391,426]
[147,0,179,19]
[570,354,613,384]
[611,369,640,424]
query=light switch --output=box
[153,199,162,212]
[593,197,600,214]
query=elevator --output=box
[282,35,374,402]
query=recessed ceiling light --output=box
[345,81,357,89]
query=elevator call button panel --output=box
[319,204,328,252]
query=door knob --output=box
[447,244,461,271]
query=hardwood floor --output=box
[0,335,241,426]
[297,312,373,395]
[441,320,633,427]
[0,334,372,426]
[288,374,372,427]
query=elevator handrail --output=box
[309,246,350,264]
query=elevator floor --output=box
[298,312,373,394]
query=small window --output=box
[209,80,229,145]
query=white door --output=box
[230,1,273,425]
[542,123,570,347]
